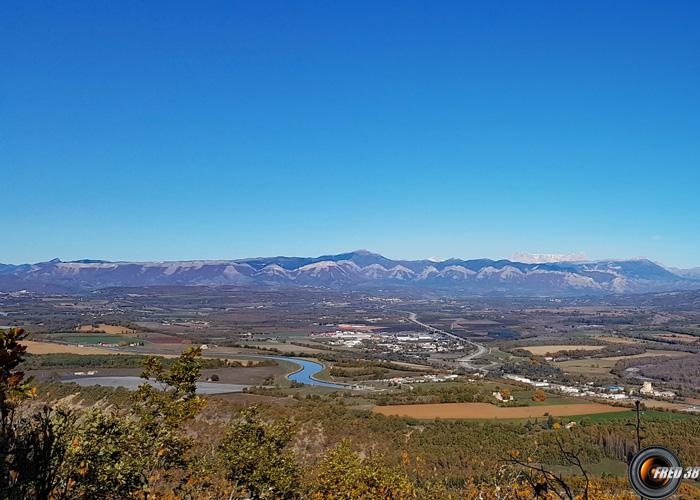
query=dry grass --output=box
[554,358,617,375]
[21,340,113,355]
[555,349,694,375]
[639,399,696,411]
[243,342,325,354]
[372,402,627,419]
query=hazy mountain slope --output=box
[669,267,700,279]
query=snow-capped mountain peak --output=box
[0,251,695,295]
[509,252,588,264]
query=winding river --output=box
[263,356,348,389]
[63,356,348,392]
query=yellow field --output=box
[372,402,628,419]
[639,399,697,412]
[554,358,617,375]
[77,323,136,334]
[522,345,604,355]
[21,340,113,355]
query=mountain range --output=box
[1,250,698,296]
[668,267,700,280]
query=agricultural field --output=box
[554,349,695,375]
[76,323,137,334]
[565,409,694,423]
[20,340,114,355]
[653,333,698,343]
[554,357,618,375]
[51,333,144,345]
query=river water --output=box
[266,356,348,389]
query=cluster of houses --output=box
[381,373,459,385]
[94,341,144,348]
[502,374,677,402]
[311,329,454,352]
[312,330,373,347]
[639,381,676,399]
[493,391,514,402]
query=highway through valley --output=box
[407,312,491,372]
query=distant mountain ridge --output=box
[668,267,700,280]
[0,250,697,295]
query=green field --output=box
[510,389,579,406]
[566,410,695,424]
[52,334,144,345]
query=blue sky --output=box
[2,1,698,267]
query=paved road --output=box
[407,312,491,372]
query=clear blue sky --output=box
[2,1,698,267]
